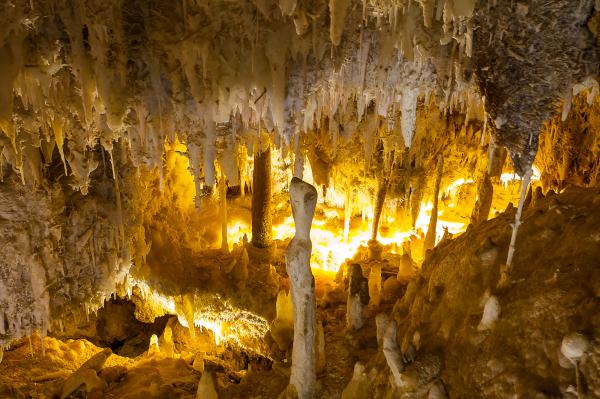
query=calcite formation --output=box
[0,1,599,398]
[285,177,318,399]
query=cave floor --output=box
[0,302,381,399]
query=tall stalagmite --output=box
[251,137,273,248]
[219,167,228,252]
[285,177,318,399]
[470,172,493,226]
[371,150,395,241]
[423,155,443,255]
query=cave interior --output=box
[0,0,600,398]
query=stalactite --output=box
[285,177,318,399]
[423,154,443,255]
[204,122,217,188]
[411,175,425,229]
[329,0,351,46]
[109,148,124,253]
[251,135,273,248]
[401,89,419,148]
[187,141,203,210]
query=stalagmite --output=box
[368,264,382,308]
[196,372,219,399]
[376,314,389,348]
[378,315,404,387]
[346,264,369,330]
[60,348,112,399]
[501,167,533,283]
[270,290,295,351]
[219,166,228,252]
[341,362,371,399]
[252,135,273,248]
[344,190,352,243]
[477,295,500,331]
[398,241,416,282]
[285,177,318,399]
[470,172,493,226]
[423,155,443,256]
[372,151,395,242]
[371,175,390,242]
[148,334,160,355]
[159,326,175,357]
[472,138,498,225]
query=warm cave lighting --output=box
[2,1,595,398]
[126,279,270,355]
[226,171,514,272]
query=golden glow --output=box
[160,141,528,273]
[500,166,541,187]
[126,279,270,356]
[227,197,467,272]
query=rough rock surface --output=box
[361,187,600,397]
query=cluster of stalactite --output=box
[537,93,600,190]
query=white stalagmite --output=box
[505,167,533,270]
[285,177,318,399]
[477,295,500,331]
[219,166,228,252]
[379,315,404,387]
[561,332,589,399]
[196,372,219,399]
